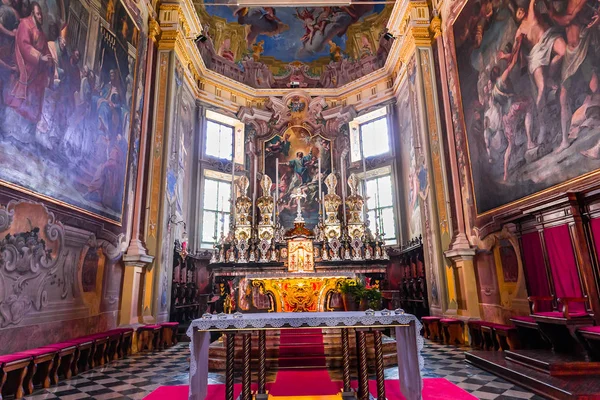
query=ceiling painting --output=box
[194,1,395,89]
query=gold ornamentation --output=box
[346,173,365,239]
[324,173,342,239]
[235,175,252,240]
[251,277,347,312]
[256,174,274,241]
[287,239,314,272]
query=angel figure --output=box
[251,40,264,61]
[329,40,342,62]
[295,8,333,45]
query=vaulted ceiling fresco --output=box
[193,1,395,88]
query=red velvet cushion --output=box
[440,318,462,324]
[69,337,94,345]
[139,324,162,331]
[0,353,32,365]
[491,324,516,332]
[535,311,589,318]
[40,342,77,351]
[511,316,536,323]
[160,322,179,327]
[104,330,124,338]
[421,316,441,321]
[108,327,134,334]
[579,326,600,334]
[20,348,56,358]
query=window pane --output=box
[367,210,376,231]
[361,118,390,158]
[380,207,396,242]
[206,120,233,160]
[377,175,393,207]
[218,181,231,208]
[202,210,218,243]
[366,179,378,210]
[217,213,230,237]
[203,179,219,211]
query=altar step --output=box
[208,328,398,371]
[466,350,600,400]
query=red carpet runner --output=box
[143,378,477,399]
[278,328,327,369]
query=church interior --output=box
[2,0,600,399]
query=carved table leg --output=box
[225,333,235,400]
[341,328,352,398]
[242,333,252,400]
[374,330,386,400]
[257,330,267,399]
[356,330,369,400]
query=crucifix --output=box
[291,187,307,223]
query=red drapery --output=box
[521,232,552,312]
[590,218,600,265]
[544,224,585,313]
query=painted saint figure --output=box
[287,150,314,184]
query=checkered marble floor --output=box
[22,339,547,400]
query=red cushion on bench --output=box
[578,326,600,334]
[69,337,94,345]
[20,348,56,358]
[421,316,441,321]
[467,320,484,326]
[160,322,179,327]
[139,324,162,330]
[491,324,516,332]
[40,342,77,351]
[511,316,536,323]
[535,311,589,318]
[440,319,462,324]
[0,353,32,365]
[108,327,134,334]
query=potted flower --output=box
[364,288,382,310]
[339,280,366,311]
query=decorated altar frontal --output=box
[187,311,424,400]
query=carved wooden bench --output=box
[421,316,442,341]
[0,353,32,400]
[467,320,485,349]
[19,348,56,395]
[440,318,464,345]
[138,325,162,351]
[39,342,77,385]
[160,322,180,349]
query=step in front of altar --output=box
[208,328,398,371]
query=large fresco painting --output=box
[194,0,393,88]
[264,126,332,230]
[0,0,139,223]
[454,0,600,214]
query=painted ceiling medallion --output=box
[193,0,394,88]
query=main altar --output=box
[208,165,389,313]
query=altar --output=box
[186,311,424,400]
[207,158,390,314]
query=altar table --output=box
[186,311,424,400]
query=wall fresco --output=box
[453,0,600,214]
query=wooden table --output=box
[187,311,424,400]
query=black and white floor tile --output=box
[22,339,547,399]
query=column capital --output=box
[444,247,477,262]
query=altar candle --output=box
[252,155,258,226]
[230,161,236,222]
[213,199,219,241]
[274,162,279,222]
[341,154,347,225]
[359,130,368,223]
[318,158,322,214]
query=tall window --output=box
[360,117,390,158]
[205,120,234,160]
[200,178,231,249]
[350,107,390,162]
[366,173,397,246]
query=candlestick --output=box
[341,154,347,226]
[252,156,258,226]
[230,164,236,226]
[358,129,368,224]
[274,162,279,222]
[318,157,322,206]
[214,197,220,242]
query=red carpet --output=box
[269,369,340,396]
[144,378,476,399]
[278,329,326,368]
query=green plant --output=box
[364,288,382,310]
[339,280,366,298]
